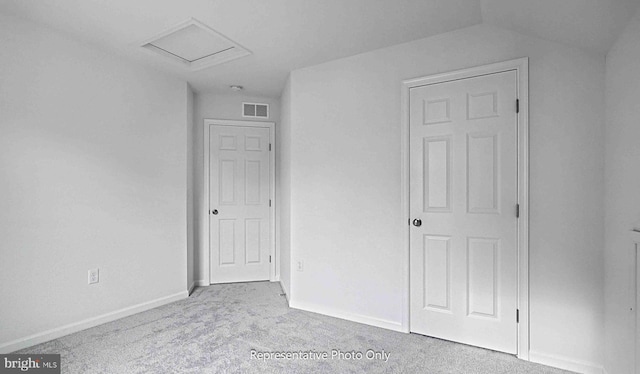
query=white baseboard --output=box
[529,350,604,374]
[0,291,187,354]
[188,282,196,295]
[289,299,404,332]
[195,279,209,287]
[278,281,290,304]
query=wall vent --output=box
[243,103,269,119]
[140,18,251,71]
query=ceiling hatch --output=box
[141,18,251,71]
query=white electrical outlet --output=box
[297,261,304,272]
[88,268,99,284]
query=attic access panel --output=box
[141,18,251,71]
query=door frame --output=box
[634,236,640,374]
[203,119,277,284]
[400,58,530,359]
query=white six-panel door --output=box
[209,125,271,283]
[409,70,519,353]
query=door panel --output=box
[423,235,451,312]
[218,219,236,265]
[210,125,271,283]
[423,137,451,212]
[409,70,518,354]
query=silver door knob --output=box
[211,209,218,215]
[412,218,422,227]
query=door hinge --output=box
[269,143,272,151]
[516,99,520,113]
[269,199,272,207]
[269,255,272,263]
[516,204,520,218]
[516,309,520,323]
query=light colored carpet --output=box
[17,282,573,373]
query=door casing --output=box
[400,58,529,359]
[203,119,277,284]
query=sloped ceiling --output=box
[481,0,640,55]
[1,0,638,96]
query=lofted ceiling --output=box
[1,0,638,97]
[481,0,640,55]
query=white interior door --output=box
[409,70,519,353]
[636,243,640,374]
[209,125,271,283]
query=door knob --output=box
[211,209,218,215]
[412,218,422,227]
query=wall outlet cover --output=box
[88,269,99,284]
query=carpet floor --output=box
[17,282,573,373]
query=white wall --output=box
[0,14,188,351]
[286,24,605,372]
[604,8,640,374]
[277,78,292,297]
[193,93,280,284]
[187,85,195,291]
